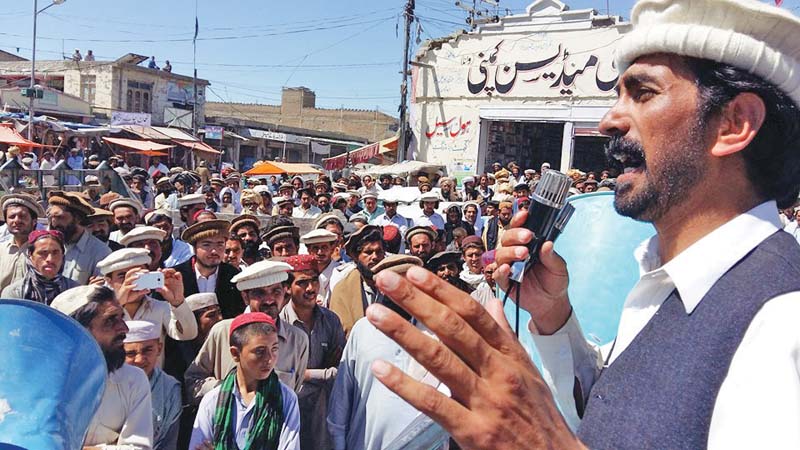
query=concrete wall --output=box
[205,100,397,143]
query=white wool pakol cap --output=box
[300,228,338,245]
[230,260,293,292]
[185,293,219,311]
[51,285,104,317]
[178,193,205,207]
[119,226,167,246]
[97,248,152,275]
[616,0,800,107]
[123,320,160,343]
[109,198,143,216]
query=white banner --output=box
[311,141,331,155]
[248,128,310,145]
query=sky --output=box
[1,0,798,117]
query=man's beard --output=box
[92,230,110,243]
[242,240,261,261]
[104,345,126,372]
[118,223,134,234]
[51,222,78,242]
[605,120,707,223]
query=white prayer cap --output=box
[51,285,104,317]
[185,293,219,312]
[109,198,143,216]
[300,229,338,245]
[177,193,205,207]
[123,320,160,343]
[230,260,293,292]
[119,226,167,246]
[97,248,152,276]
[616,0,800,108]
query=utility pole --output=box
[456,0,499,30]
[397,0,415,163]
[29,0,38,142]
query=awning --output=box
[152,126,197,141]
[0,123,43,148]
[118,125,172,140]
[174,139,221,155]
[244,161,322,176]
[133,150,170,157]
[103,137,175,152]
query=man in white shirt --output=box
[413,191,445,230]
[299,228,341,307]
[292,188,322,219]
[147,157,169,177]
[51,285,153,449]
[370,195,408,251]
[355,1,800,449]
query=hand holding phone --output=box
[134,271,164,291]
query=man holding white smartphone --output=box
[97,248,198,366]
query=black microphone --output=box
[512,169,573,283]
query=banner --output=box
[311,141,331,155]
[110,111,151,126]
[205,126,224,140]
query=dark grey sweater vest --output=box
[577,231,800,449]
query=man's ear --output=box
[710,92,766,157]
[230,346,241,363]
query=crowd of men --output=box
[0,156,585,450]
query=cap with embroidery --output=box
[185,293,219,312]
[123,320,161,343]
[1,193,45,218]
[230,312,276,340]
[230,259,293,291]
[97,248,152,275]
[285,254,317,272]
[119,226,167,247]
[300,228,338,245]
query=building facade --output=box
[410,0,630,176]
[205,87,398,143]
[0,54,209,127]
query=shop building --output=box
[410,0,630,175]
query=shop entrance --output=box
[484,120,563,173]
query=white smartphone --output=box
[134,271,164,291]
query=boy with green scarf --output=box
[189,312,300,450]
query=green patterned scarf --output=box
[212,368,283,450]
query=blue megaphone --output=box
[0,299,107,450]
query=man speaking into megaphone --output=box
[362,1,800,448]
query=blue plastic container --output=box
[0,299,107,450]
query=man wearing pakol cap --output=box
[344,190,363,218]
[177,193,206,235]
[413,191,445,230]
[121,226,168,272]
[300,229,341,307]
[329,225,386,337]
[99,248,198,365]
[47,190,112,284]
[459,235,485,290]
[230,214,264,267]
[154,177,178,211]
[328,255,437,450]
[280,254,345,450]
[369,194,408,251]
[426,250,474,294]
[107,197,143,244]
[220,174,243,213]
[481,198,512,251]
[404,225,437,264]
[356,2,800,449]
[0,193,46,292]
[87,208,125,251]
[124,321,181,450]
[360,192,385,222]
[263,218,300,258]
[184,260,309,403]
[175,219,243,319]
[146,210,194,268]
[189,312,301,450]
[292,188,322,220]
[51,285,153,449]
